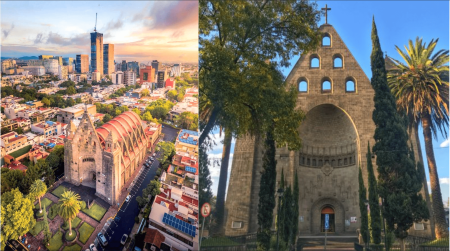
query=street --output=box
[96,126,179,251]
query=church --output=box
[64,110,149,206]
[224,22,433,237]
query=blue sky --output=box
[207,1,449,204]
[1,1,198,63]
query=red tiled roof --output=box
[143,228,165,248]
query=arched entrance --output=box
[321,206,335,232]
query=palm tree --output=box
[58,191,81,236]
[387,37,449,239]
[30,180,47,213]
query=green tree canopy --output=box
[30,179,47,213]
[199,0,322,146]
[66,86,76,95]
[58,191,81,236]
[1,188,36,246]
[174,112,198,130]
[156,141,175,164]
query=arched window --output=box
[346,79,356,93]
[322,78,332,93]
[310,57,320,68]
[333,55,343,68]
[298,79,308,93]
[322,34,331,47]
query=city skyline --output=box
[1,1,198,63]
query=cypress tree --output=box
[292,171,299,248]
[278,169,286,245]
[367,143,381,244]
[281,186,293,246]
[42,205,51,246]
[257,126,277,251]
[358,166,369,244]
[370,17,429,251]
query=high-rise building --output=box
[63,57,75,66]
[139,66,155,85]
[39,55,53,60]
[151,60,161,80]
[127,61,139,74]
[43,59,59,75]
[90,31,104,75]
[52,56,63,66]
[123,70,136,86]
[111,71,124,85]
[76,55,89,73]
[103,44,114,75]
[157,70,168,88]
[171,63,182,77]
[121,60,127,72]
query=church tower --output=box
[224,22,432,237]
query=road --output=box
[96,126,179,251]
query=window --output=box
[322,34,331,47]
[232,221,243,229]
[322,79,332,93]
[298,79,308,93]
[414,223,425,230]
[310,57,320,68]
[346,79,356,92]
[333,55,343,68]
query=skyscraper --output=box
[121,60,127,72]
[76,54,89,73]
[103,44,114,75]
[90,31,103,75]
[39,55,53,60]
[151,60,161,79]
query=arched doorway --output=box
[321,206,335,232]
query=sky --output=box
[207,1,450,204]
[1,1,198,63]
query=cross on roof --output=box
[322,4,331,24]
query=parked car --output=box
[120,234,128,245]
[125,195,131,203]
[97,233,108,246]
[153,153,156,157]
[89,244,98,251]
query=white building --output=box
[123,70,136,86]
[31,121,62,137]
[43,59,59,75]
[111,71,124,85]
[171,63,182,77]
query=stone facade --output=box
[64,111,148,206]
[224,24,432,237]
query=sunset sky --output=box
[1,1,198,63]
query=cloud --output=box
[133,1,198,30]
[172,30,184,38]
[440,178,450,184]
[104,18,123,31]
[2,23,14,38]
[46,32,89,46]
[440,138,449,148]
[34,33,44,44]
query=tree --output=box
[387,37,449,239]
[41,97,51,107]
[199,0,322,146]
[1,188,35,246]
[367,143,381,244]
[75,98,82,104]
[141,111,155,122]
[66,86,76,95]
[176,93,184,102]
[359,166,369,244]
[42,205,51,246]
[21,162,41,194]
[30,179,47,213]
[132,108,141,116]
[150,180,161,197]
[371,18,429,251]
[214,129,232,233]
[167,90,177,101]
[14,126,23,134]
[46,145,64,174]
[58,191,81,236]
[257,124,277,250]
[174,112,198,130]
[292,170,299,247]
[103,114,112,123]
[141,89,150,97]
[199,144,214,228]
[115,109,122,116]
[156,141,175,164]
[1,169,24,194]
[148,106,170,120]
